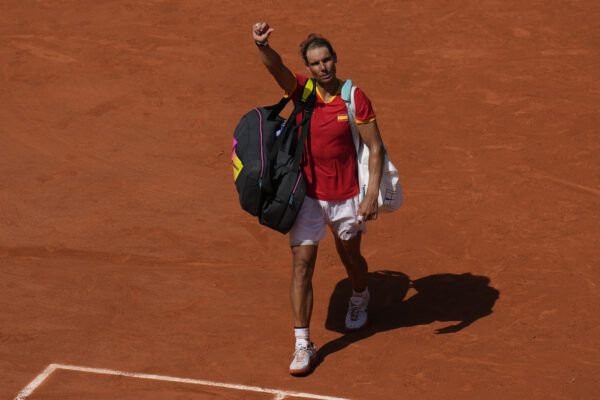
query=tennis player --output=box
[252,21,384,375]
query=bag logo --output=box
[232,138,243,181]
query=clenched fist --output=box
[252,22,274,45]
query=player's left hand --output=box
[358,195,378,222]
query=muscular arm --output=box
[357,121,385,220]
[252,22,296,94]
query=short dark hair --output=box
[299,33,337,65]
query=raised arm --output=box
[252,22,296,94]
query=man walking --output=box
[252,22,384,375]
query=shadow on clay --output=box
[314,270,500,369]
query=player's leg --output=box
[333,232,370,330]
[328,196,370,330]
[333,232,368,292]
[287,197,325,375]
[290,244,318,328]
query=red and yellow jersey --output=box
[288,73,376,201]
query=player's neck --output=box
[317,79,340,100]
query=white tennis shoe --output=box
[289,342,317,376]
[345,291,369,330]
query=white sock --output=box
[294,327,310,347]
[352,287,369,299]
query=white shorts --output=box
[289,195,366,246]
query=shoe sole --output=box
[289,353,317,376]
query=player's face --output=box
[305,46,337,84]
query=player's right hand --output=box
[252,22,274,44]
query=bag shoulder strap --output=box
[341,79,361,154]
[341,79,353,103]
[269,78,316,162]
[292,79,316,171]
[301,78,315,103]
[267,77,316,120]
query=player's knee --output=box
[339,238,362,259]
[292,260,313,283]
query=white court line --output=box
[14,364,58,400]
[14,363,351,400]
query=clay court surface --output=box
[1,1,599,399]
